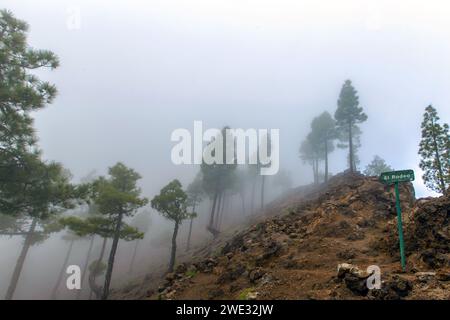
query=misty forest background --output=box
[1,1,450,299]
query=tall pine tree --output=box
[309,111,336,182]
[151,179,195,273]
[93,163,148,299]
[334,80,367,173]
[60,213,143,299]
[201,127,236,237]
[364,155,393,176]
[1,10,88,299]
[418,105,450,194]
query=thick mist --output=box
[1,0,449,299]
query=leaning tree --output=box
[93,163,148,300]
[59,214,143,299]
[151,179,195,273]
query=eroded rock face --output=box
[141,173,449,301]
[384,192,450,268]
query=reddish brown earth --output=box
[114,172,450,300]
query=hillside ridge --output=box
[117,172,450,300]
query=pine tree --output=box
[418,105,450,194]
[334,80,367,173]
[201,127,236,237]
[309,112,336,182]
[89,163,148,300]
[50,232,79,299]
[0,11,88,299]
[258,133,272,211]
[151,179,195,273]
[247,155,259,215]
[0,9,66,215]
[299,138,320,184]
[2,165,88,300]
[364,155,393,176]
[185,173,203,251]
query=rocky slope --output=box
[118,172,450,300]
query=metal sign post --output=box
[379,170,415,271]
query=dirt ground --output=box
[113,172,450,300]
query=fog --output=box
[1,0,449,299]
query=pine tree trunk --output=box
[168,221,179,273]
[89,237,107,300]
[250,179,256,214]
[76,235,95,300]
[349,122,354,173]
[312,160,317,184]
[240,191,246,216]
[186,201,196,252]
[316,158,319,183]
[5,217,37,300]
[128,240,140,274]
[101,211,124,300]
[214,192,223,229]
[261,175,266,210]
[208,191,218,232]
[51,239,75,299]
[431,126,446,193]
[324,139,329,182]
[217,192,226,230]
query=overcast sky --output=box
[3,0,450,198]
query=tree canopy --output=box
[334,80,367,172]
[418,105,450,194]
[364,155,393,176]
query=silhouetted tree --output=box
[60,214,143,299]
[299,137,321,184]
[259,133,272,211]
[201,127,236,237]
[309,112,336,182]
[247,159,259,215]
[50,232,79,299]
[185,173,203,251]
[128,210,151,273]
[364,155,393,176]
[334,80,367,173]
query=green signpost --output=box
[379,170,415,271]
